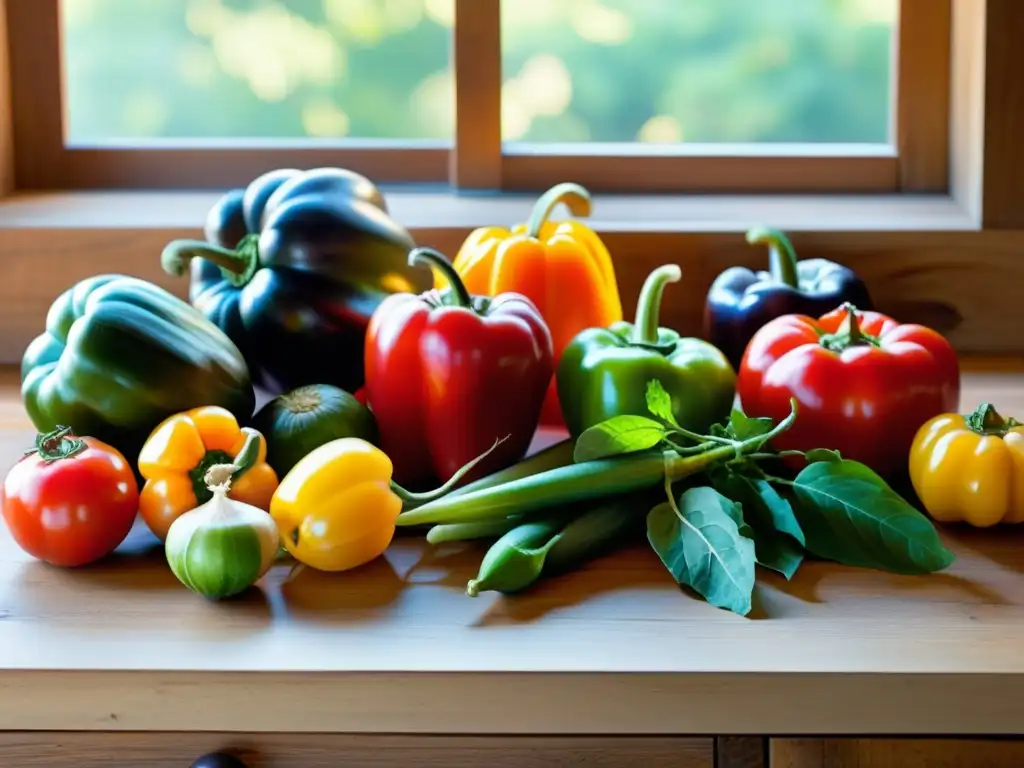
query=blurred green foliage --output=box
[61,0,894,144]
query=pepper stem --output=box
[24,425,87,464]
[204,463,239,494]
[391,435,511,508]
[525,182,592,238]
[160,234,261,289]
[747,226,800,289]
[632,265,682,345]
[818,303,877,353]
[409,247,473,309]
[966,403,1022,436]
[230,428,263,482]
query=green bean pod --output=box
[446,438,575,499]
[396,444,736,528]
[425,517,525,545]
[466,518,565,597]
[465,491,657,597]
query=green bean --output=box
[425,517,525,545]
[395,400,798,528]
[446,438,575,499]
[465,492,656,597]
[396,447,718,527]
[465,518,565,597]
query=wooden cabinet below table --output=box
[0,733,715,768]
[772,739,1024,768]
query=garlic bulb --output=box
[165,463,280,600]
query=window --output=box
[2,0,952,193]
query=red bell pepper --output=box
[737,302,960,477]
[364,247,554,489]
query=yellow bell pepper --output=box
[138,406,279,541]
[909,402,1024,527]
[435,182,624,427]
[270,437,402,572]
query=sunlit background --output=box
[60,0,896,144]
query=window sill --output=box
[0,187,979,233]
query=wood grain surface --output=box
[0,733,714,768]
[771,738,1024,768]
[2,364,1024,734]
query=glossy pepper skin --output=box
[365,247,554,490]
[20,275,255,463]
[160,167,432,395]
[137,406,279,541]
[438,183,623,428]
[738,303,961,478]
[270,437,402,572]
[704,227,875,370]
[557,265,736,439]
[910,403,1024,528]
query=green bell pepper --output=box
[556,264,736,438]
[21,274,256,460]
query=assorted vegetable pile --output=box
[0,167,1012,617]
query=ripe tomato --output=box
[2,427,140,567]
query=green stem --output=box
[160,234,260,288]
[425,517,524,545]
[24,425,87,464]
[230,428,262,482]
[408,247,473,309]
[390,435,510,507]
[525,182,592,238]
[966,403,1022,436]
[746,226,800,289]
[631,264,682,345]
[818,303,877,352]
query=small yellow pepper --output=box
[909,403,1024,527]
[270,438,402,572]
[435,182,623,427]
[138,406,278,541]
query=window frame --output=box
[6,0,947,194]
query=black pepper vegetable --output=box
[160,167,432,395]
[702,226,875,369]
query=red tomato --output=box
[1,428,139,567]
[737,303,960,477]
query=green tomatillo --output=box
[556,264,737,438]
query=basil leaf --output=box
[574,415,668,462]
[788,460,955,574]
[726,410,775,441]
[709,469,805,580]
[645,379,680,427]
[647,486,756,616]
[805,448,842,464]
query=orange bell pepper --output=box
[138,406,279,541]
[437,182,623,427]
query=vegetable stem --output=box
[391,435,510,507]
[408,247,473,309]
[525,182,592,238]
[24,425,87,464]
[160,235,260,289]
[747,226,800,289]
[819,303,878,352]
[631,265,682,346]
[966,402,1022,436]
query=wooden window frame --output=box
[5,0,949,194]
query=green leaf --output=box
[646,486,756,616]
[725,409,775,441]
[787,460,956,574]
[574,415,668,462]
[645,379,680,427]
[804,448,842,464]
[709,469,805,580]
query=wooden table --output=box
[2,361,1024,767]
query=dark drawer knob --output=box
[191,753,248,768]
